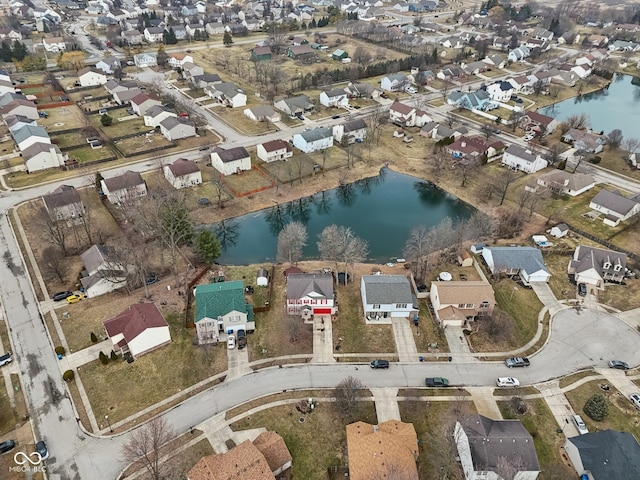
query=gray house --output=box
[482,246,551,283]
[360,275,418,324]
[274,95,314,116]
[568,245,627,289]
[42,185,84,221]
[565,430,640,480]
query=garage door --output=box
[314,308,332,315]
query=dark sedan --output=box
[0,439,15,453]
[609,360,629,370]
[52,291,73,302]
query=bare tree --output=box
[457,159,479,188]
[277,221,308,265]
[572,149,587,173]
[333,376,365,420]
[404,225,430,282]
[544,143,564,167]
[565,112,590,130]
[493,455,528,480]
[121,417,175,480]
[426,421,465,480]
[464,211,495,242]
[622,137,640,164]
[41,246,68,283]
[34,205,69,256]
[492,169,520,206]
[364,106,386,161]
[606,129,623,150]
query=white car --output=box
[630,393,640,410]
[227,335,235,349]
[496,377,520,387]
[405,86,417,94]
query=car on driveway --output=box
[0,439,15,453]
[0,353,12,367]
[66,294,84,304]
[227,335,235,349]
[52,291,73,301]
[496,377,520,387]
[370,359,389,369]
[578,283,587,296]
[505,357,530,368]
[425,377,449,387]
[573,414,589,435]
[630,393,640,410]
[608,360,629,370]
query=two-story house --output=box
[257,139,293,163]
[210,146,252,175]
[286,273,336,320]
[501,145,548,173]
[293,127,333,153]
[332,118,367,144]
[164,158,202,189]
[429,281,496,327]
[568,245,627,290]
[100,170,147,206]
[319,88,349,108]
[360,275,418,324]
[42,185,84,221]
[80,244,127,297]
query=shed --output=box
[549,223,569,238]
[257,268,269,287]
[457,251,473,267]
[470,243,485,254]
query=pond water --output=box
[539,74,640,138]
[212,169,474,265]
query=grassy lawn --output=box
[565,379,640,440]
[68,86,109,103]
[38,104,87,132]
[543,252,577,301]
[598,277,640,311]
[92,111,151,138]
[231,401,378,480]
[213,106,276,135]
[261,148,349,186]
[0,376,16,436]
[413,301,449,353]
[115,132,175,156]
[67,145,117,163]
[51,130,89,149]
[558,370,600,389]
[498,398,574,479]
[220,166,274,196]
[79,310,228,423]
[225,390,335,420]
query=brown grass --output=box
[225,389,335,420]
[38,104,87,132]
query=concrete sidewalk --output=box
[65,340,112,368]
[537,380,580,437]
[392,318,418,362]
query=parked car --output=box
[578,283,587,296]
[496,377,520,387]
[52,291,73,301]
[227,335,235,349]
[370,359,390,369]
[608,360,629,370]
[0,439,15,454]
[405,86,417,94]
[573,415,589,435]
[237,329,247,349]
[178,112,189,117]
[630,393,640,410]
[425,377,449,387]
[0,353,12,367]
[505,357,530,368]
[35,440,48,459]
[199,145,210,151]
[66,294,84,304]
[332,115,340,119]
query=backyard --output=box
[37,104,88,132]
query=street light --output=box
[105,415,113,433]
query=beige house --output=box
[163,158,202,189]
[101,170,147,206]
[429,281,496,326]
[257,139,293,163]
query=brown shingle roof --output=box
[103,303,168,346]
[167,158,199,177]
[187,440,275,480]
[252,431,292,473]
[103,170,144,192]
[260,139,291,153]
[42,185,81,210]
[213,146,250,163]
[390,100,414,115]
[431,281,496,304]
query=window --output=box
[466,303,473,308]
[458,304,465,308]
[373,305,380,309]
[396,304,407,309]
[480,301,489,309]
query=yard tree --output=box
[163,27,177,45]
[95,172,104,191]
[58,51,85,70]
[158,190,194,287]
[566,112,590,130]
[121,416,175,480]
[584,393,608,421]
[223,30,233,47]
[623,137,640,163]
[606,129,623,150]
[334,376,365,421]
[156,45,168,67]
[544,143,564,167]
[317,224,368,282]
[193,229,221,265]
[277,221,308,265]
[491,167,520,205]
[403,225,430,282]
[100,114,113,126]
[41,246,68,283]
[425,421,465,480]
[494,455,528,480]
[16,55,47,72]
[34,205,69,256]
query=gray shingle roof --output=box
[13,125,48,145]
[299,127,332,142]
[343,118,367,132]
[213,146,250,163]
[485,246,550,276]
[567,430,640,480]
[42,185,80,210]
[591,190,638,216]
[505,144,537,163]
[103,170,144,192]
[286,273,334,300]
[570,245,626,276]
[361,275,415,305]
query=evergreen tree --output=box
[156,45,168,66]
[95,172,104,191]
[223,31,233,47]
[0,41,11,62]
[310,18,317,28]
[11,41,28,61]
[99,351,109,365]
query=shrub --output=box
[557,159,566,170]
[509,395,528,415]
[54,346,65,356]
[110,350,118,361]
[588,155,601,164]
[100,114,112,126]
[90,332,98,343]
[584,393,608,421]
[62,370,75,382]
[99,351,109,365]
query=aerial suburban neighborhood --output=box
[1,0,640,479]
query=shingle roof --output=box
[21,142,61,160]
[213,146,250,163]
[343,118,367,132]
[145,105,174,118]
[390,100,414,115]
[591,190,638,216]
[81,244,114,274]
[299,127,332,143]
[361,275,415,305]
[323,88,346,97]
[485,246,550,276]
[252,431,292,473]
[537,170,594,192]
[42,185,80,210]
[103,170,144,192]
[261,139,291,153]
[567,430,640,480]
[187,440,275,480]
[286,273,334,300]
[504,144,538,163]
[167,158,199,177]
[431,280,495,304]
[570,245,626,276]
[160,116,193,130]
[194,280,253,323]
[13,125,49,145]
[103,303,168,347]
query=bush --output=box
[54,346,65,356]
[557,159,566,170]
[99,351,109,365]
[100,114,113,126]
[62,370,75,382]
[509,395,528,415]
[90,332,98,343]
[584,393,608,421]
[110,350,118,361]
[588,155,601,164]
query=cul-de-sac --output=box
[1,0,640,478]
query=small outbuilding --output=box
[457,251,473,267]
[257,268,269,287]
[549,223,569,238]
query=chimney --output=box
[461,141,466,148]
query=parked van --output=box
[573,414,589,435]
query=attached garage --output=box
[313,308,333,315]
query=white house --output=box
[257,139,293,163]
[501,145,548,174]
[293,127,333,153]
[360,275,417,324]
[42,36,66,52]
[133,52,158,68]
[568,245,627,290]
[143,105,176,128]
[23,142,67,172]
[380,73,409,92]
[589,189,640,226]
[104,303,171,358]
[286,273,336,319]
[159,117,196,141]
[319,88,349,108]
[143,26,164,43]
[205,82,247,108]
[77,67,107,87]
[164,158,202,189]
[13,125,50,151]
[333,118,367,144]
[100,170,147,206]
[0,99,39,121]
[486,80,514,102]
[534,171,595,196]
[210,146,251,175]
[130,93,161,116]
[167,53,193,68]
[95,56,121,74]
[243,105,281,123]
[482,246,551,284]
[80,244,128,298]
[389,101,431,128]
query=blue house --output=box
[447,90,492,111]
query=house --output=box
[80,244,127,298]
[534,170,595,196]
[293,127,333,153]
[508,46,531,62]
[0,92,26,108]
[42,36,66,52]
[193,280,255,345]
[462,61,489,76]
[104,80,138,96]
[167,53,193,68]
[447,90,492,111]
[112,87,143,105]
[286,273,336,318]
[243,105,281,123]
[562,128,606,153]
[447,136,488,159]
[589,189,640,226]
[95,56,121,74]
[319,88,349,108]
[0,99,38,120]
[133,52,157,68]
[568,245,627,289]
[333,118,367,144]
[389,101,431,128]
[143,26,164,43]
[250,46,272,62]
[531,27,553,41]
[257,139,293,163]
[346,421,419,480]
[182,62,204,80]
[287,44,315,59]
[77,67,107,87]
[421,122,468,140]
[187,432,291,480]
[121,29,143,45]
[564,430,640,480]
[519,110,558,135]
[345,82,378,99]
[13,125,50,151]
[159,117,196,141]
[483,53,506,68]
[437,66,465,81]
[482,246,551,283]
[104,303,170,358]
[274,95,314,116]
[501,145,548,174]
[164,158,201,189]
[332,49,349,61]
[441,36,464,49]
[210,146,251,175]
[190,73,222,89]
[186,24,205,38]
[100,170,147,206]
[23,142,67,172]
[360,275,418,324]
[5,114,36,133]
[430,281,495,327]
[380,73,409,92]
[486,80,514,102]
[143,105,177,128]
[129,93,160,117]
[205,82,247,108]
[456,415,540,480]
[42,185,84,221]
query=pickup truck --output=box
[425,377,449,387]
[504,357,530,368]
